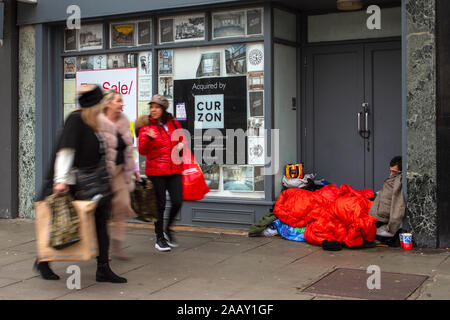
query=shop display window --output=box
[158,42,265,197]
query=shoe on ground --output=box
[96,262,127,283]
[376,228,394,238]
[155,237,171,252]
[164,231,179,248]
[33,260,60,280]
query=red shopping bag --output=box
[181,148,210,201]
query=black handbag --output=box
[131,177,158,222]
[73,133,111,201]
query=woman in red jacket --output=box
[136,94,184,252]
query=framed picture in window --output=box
[200,164,220,191]
[212,10,245,39]
[225,44,246,75]
[79,24,103,51]
[159,76,174,99]
[137,20,152,45]
[249,91,264,117]
[246,9,263,36]
[159,18,174,44]
[158,50,173,75]
[107,53,126,69]
[174,14,205,42]
[223,165,254,192]
[196,52,221,77]
[64,29,78,52]
[111,23,135,48]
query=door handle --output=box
[357,112,362,133]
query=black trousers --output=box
[69,185,111,264]
[94,196,111,264]
[150,174,183,238]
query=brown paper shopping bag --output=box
[35,200,99,262]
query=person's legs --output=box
[149,175,171,251]
[95,197,127,283]
[164,174,183,247]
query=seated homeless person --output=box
[369,156,406,239]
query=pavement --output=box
[0,218,449,300]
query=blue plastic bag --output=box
[272,219,306,242]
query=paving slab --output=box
[416,274,450,300]
[146,277,248,300]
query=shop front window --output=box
[159,41,265,198]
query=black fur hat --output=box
[78,85,103,108]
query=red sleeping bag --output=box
[274,184,377,248]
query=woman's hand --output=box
[176,142,184,152]
[135,171,142,182]
[147,128,157,139]
[53,183,69,194]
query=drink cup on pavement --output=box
[399,233,405,248]
[402,233,412,250]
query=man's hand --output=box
[53,183,69,194]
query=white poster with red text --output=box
[76,68,138,122]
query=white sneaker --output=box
[155,237,171,252]
[376,228,394,238]
[164,232,179,248]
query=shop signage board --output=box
[76,68,138,122]
[174,76,247,164]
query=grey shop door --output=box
[304,41,401,191]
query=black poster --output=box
[174,76,247,165]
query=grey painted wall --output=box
[0,0,19,219]
[17,0,242,25]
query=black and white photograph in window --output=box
[159,77,174,99]
[160,18,174,43]
[246,9,263,35]
[174,15,205,42]
[196,52,221,77]
[79,24,103,50]
[159,50,173,75]
[247,43,264,72]
[200,164,220,191]
[64,29,77,51]
[223,165,254,192]
[88,55,107,70]
[212,10,245,39]
[248,136,264,165]
[247,117,264,137]
[137,20,152,45]
[139,52,152,75]
[249,91,264,117]
[225,44,246,75]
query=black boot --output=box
[96,262,127,283]
[33,259,60,280]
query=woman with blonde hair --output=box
[34,84,127,283]
[98,89,138,260]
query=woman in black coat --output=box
[34,84,126,283]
